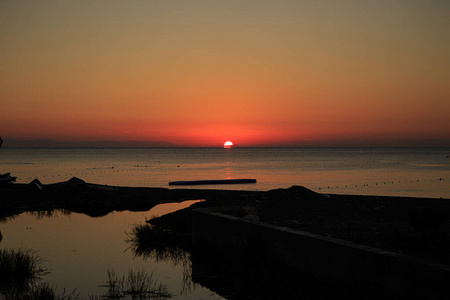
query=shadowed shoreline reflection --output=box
[126,223,196,296]
[27,209,72,220]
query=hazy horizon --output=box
[2,137,450,148]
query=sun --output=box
[224,141,233,148]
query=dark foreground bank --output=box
[2,178,450,299]
[2,177,450,264]
[0,177,266,218]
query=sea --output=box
[1,147,449,198]
[1,147,450,299]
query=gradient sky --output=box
[1,0,449,146]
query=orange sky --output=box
[1,1,449,147]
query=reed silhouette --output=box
[126,223,194,296]
[98,269,171,299]
[0,248,48,298]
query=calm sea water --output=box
[1,147,449,198]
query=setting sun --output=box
[224,141,233,148]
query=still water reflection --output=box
[0,201,224,299]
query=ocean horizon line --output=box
[3,145,450,149]
[2,138,450,149]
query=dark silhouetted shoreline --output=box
[1,178,449,264]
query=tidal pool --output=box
[0,200,224,299]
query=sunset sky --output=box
[1,0,449,147]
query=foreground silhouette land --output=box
[2,178,450,299]
[1,177,450,265]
